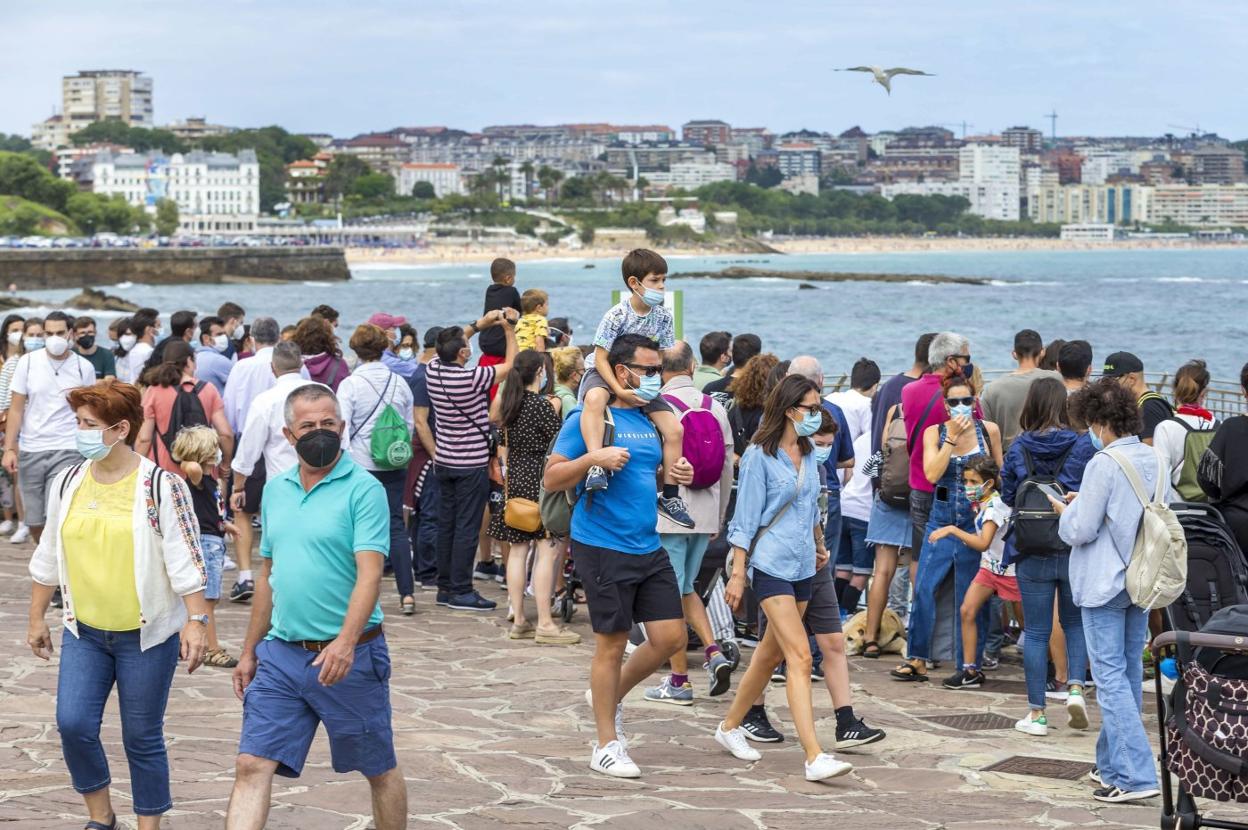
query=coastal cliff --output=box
[0,246,351,289]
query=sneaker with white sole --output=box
[1092,785,1159,803]
[644,676,693,706]
[1014,711,1048,736]
[1045,679,1069,702]
[740,708,784,743]
[1067,687,1089,730]
[805,752,854,781]
[1089,765,1102,785]
[590,740,640,778]
[706,651,733,697]
[0,519,14,535]
[715,722,762,761]
[9,523,30,544]
[585,688,626,748]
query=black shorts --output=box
[572,540,684,633]
[751,568,815,603]
[804,565,844,635]
[580,368,673,416]
[240,455,267,515]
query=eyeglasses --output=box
[791,403,823,415]
[946,396,975,407]
[950,354,971,362]
[626,363,662,377]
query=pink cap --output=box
[367,312,407,329]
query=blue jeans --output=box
[1016,553,1088,710]
[372,469,413,598]
[56,625,179,815]
[907,495,986,663]
[823,491,843,557]
[1082,590,1157,792]
[411,470,440,584]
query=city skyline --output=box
[2,0,1245,140]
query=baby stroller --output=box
[1155,608,1248,830]
[1166,503,1248,635]
[554,551,583,624]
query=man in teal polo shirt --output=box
[226,384,407,830]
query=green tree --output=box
[70,121,188,154]
[518,161,535,201]
[155,198,180,235]
[744,163,783,188]
[410,181,436,199]
[537,165,564,205]
[559,175,594,205]
[200,126,318,211]
[0,134,33,153]
[324,155,372,202]
[6,203,42,236]
[0,151,76,212]
[349,172,396,201]
[64,192,105,235]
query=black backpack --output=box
[1169,503,1248,635]
[1008,445,1073,560]
[158,381,209,465]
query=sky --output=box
[2,0,1244,141]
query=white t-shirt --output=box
[1154,412,1218,486]
[121,341,154,384]
[975,493,1013,576]
[338,361,414,472]
[11,350,96,452]
[825,389,872,444]
[840,432,874,521]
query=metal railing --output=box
[823,370,1245,422]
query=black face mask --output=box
[76,335,95,350]
[294,428,340,468]
[962,361,975,381]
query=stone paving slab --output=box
[5,540,1248,829]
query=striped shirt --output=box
[425,358,496,468]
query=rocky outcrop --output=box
[64,287,139,312]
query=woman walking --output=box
[27,379,209,829]
[714,374,854,782]
[0,313,26,536]
[490,351,579,644]
[134,341,234,475]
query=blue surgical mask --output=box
[813,445,834,464]
[76,425,120,461]
[633,372,662,402]
[795,410,822,437]
[24,336,44,352]
[398,347,414,361]
[1089,427,1105,451]
[637,287,665,308]
[950,403,974,420]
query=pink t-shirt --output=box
[142,379,225,474]
[900,374,947,493]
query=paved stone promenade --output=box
[5,542,1248,829]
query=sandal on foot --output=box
[890,663,929,682]
[85,818,116,830]
[862,641,882,659]
[401,597,416,616]
[203,648,239,668]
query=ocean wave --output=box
[1155,276,1232,284]
[302,280,332,287]
[115,281,134,289]
[988,279,1059,287]
[349,263,435,272]
[1100,277,1142,283]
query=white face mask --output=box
[536,371,547,389]
[213,334,230,352]
[119,334,138,351]
[6,331,20,346]
[398,347,414,361]
[45,334,70,357]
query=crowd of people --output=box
[12,249,1248,826]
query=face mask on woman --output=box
[1089,426,1105,451]
[949,403,974,420]
[536,371,547,390]
[23,336,44,352]
[398,347,414,361]
[813,444,834,465]
[76,424,122,461]
[794,409,822,437]
[6,331,20,346]
[119,334,138,351]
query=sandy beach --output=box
[346,235,1241,266]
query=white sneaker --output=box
[9,523,30,544]
[1015,712,1049,736]
[590,740,640,778]
[585,688,626,748]
[224,556,237,571]
[1067,688,1089,730]
[715,722,762,761]
[0,519,14,535]
[805,752,854,781]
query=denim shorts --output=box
[834,516,874,576]
[201,534,225,600]
[239,633,396,778]
[751,568,814,603]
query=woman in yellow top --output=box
[26,379,209,830]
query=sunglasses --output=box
[946,396,975,407]
[626,363,662,377]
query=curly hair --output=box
[291,316,337,357]
[551,346,583,385]
[729,353,780,410]
[1070,377,1142,438]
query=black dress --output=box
[489,392,562,542]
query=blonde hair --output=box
[551,346,584,384]
[170,425,220,465]
[521,288,549,314]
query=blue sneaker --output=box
[586,465,609,492]
[658,495,695,529]
[706,651,734,697]
[447,591,497,612]
[644,676,694,706]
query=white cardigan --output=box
[29,455,207,651]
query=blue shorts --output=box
[659,533,711,595]
[201,534,225,600]
[834,516,874,576]
[751,569,814,603]
[239,633,396,778]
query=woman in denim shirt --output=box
[891,371,1002,682]
[1052,379,1168,804]
[714,375,854,783]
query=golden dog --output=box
[844,608,906,655]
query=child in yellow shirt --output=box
[515,288,550,352]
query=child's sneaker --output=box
[586,465,610,492]
[1014,711,1048,736]
[658,495,695,529]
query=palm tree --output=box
[519,161,535,202]
[537,166,564,206]
[492,156,510,203]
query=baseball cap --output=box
[422,326,444,349]
[367,312,407,329]
[1102,351,1144,377]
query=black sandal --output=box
[862,641,882,659]
[890,663,929,682]
[85,817,116,830]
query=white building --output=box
[879,144,1021,221]
[32,70,154,151]
[397,163,465,198]
[31,115,72,153]
[1149,184,1248,226]
[657,207,706,233]
[1030,184,1152,226]
[92,149,260,234]
[644,161,736,190]
[1079,149,1145,185]
[1060,223,1121,241]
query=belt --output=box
[294,624,383,653]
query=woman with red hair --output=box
[26,379,210,830]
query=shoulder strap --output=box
[192,381,206,395]
[663,393,690,413]
[434,363,492,443]
[702,394,712,411]
[1021,446,1036,477]
[1104,448,1151,508]
[58,462,86,501]
[748,455,806,555]
[148,468,165,536]
[350,372,392,441]
[1176,417,1195,434]
[1052,444,1075,475]
[325,357,342,387]
[908,391,942,453]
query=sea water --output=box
[16,247,1248,378]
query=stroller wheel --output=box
[560,594,575,623]
[720,640,741,670]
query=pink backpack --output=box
[663,393,727,490]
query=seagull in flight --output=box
[837,66,935,95]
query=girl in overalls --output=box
[891,372,1003,681]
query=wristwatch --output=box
[189,614,209,626]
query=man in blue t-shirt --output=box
[547,333,694,780]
